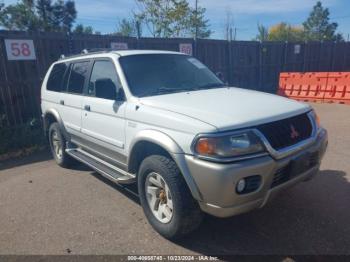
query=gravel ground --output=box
[0,103,349,255]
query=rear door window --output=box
[47,63,67,92]
[67,61,90,94]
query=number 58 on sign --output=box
[5,39,36,60]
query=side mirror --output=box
[116,87,125,101]
[113,88,125,113]
[216,71,225,81]
[216,72,228,85]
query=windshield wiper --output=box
[157,87,194,94]
[196,83,225,90]
[140,84,223,97]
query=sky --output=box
[3,0,350,40]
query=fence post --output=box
[227,39,232,85]
[343,42,348,69]
[67,32,73,54]
[193,38,197,58]
[302,42,307,72]
[136,21,141,50]
[318,41,322,71]
[331,41,336,71]
[0,32,19,127]
[258,41,263,91]
[283,41,288,72]
[33,34,45,119]
[0,33,11,127]
[136,36,140,50]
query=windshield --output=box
[119,54,225,97]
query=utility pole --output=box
[194,0,198,41]
[194,0,198,57]
[136,20,141,39]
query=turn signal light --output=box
[315,113,321,128]
[195,138,216,155]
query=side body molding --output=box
[43,108,70,141]
[128,129,203,201]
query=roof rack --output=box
[59,48,114,60]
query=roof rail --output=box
[83,48,113,53]
[59,48,114,60]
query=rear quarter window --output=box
[47,63,67,92]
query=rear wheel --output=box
[138,155,203,239]
[48,123,74,167]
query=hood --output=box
[139,87,311,132]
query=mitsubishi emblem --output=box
[290,125,299,139]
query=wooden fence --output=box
[1,30,350,129]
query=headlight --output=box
[193,130,265,160]
[310,110,321,129]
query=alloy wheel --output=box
[145,172,174,224]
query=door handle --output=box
[59,100,64,105]
[84,105,91,111]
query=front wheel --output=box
[138,155,203,239]
[48,122,75,168]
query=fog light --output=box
[236,179,246,193]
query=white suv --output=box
[41,50,328,239]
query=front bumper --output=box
[185,128,328,218]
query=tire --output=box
[48,122,75,168]
[138,155,203,239]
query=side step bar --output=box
[66,148,136,184]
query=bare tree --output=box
[224,8,234,40]
[255,23,269,41]
[134,0,211,38]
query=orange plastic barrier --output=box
[278,72,300,98]
[278,72,327,102]
[324,72,350,105]
[277,72,350,105]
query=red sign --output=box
[111,42,128,50]
[179,43,193,56]
[5,39,36,60]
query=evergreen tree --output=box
[73,24,93,34]
[303,1,343,41]
[0,0,77,32]
[36,0,53,31]
[189,5,211,38]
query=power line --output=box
[331,14,350,20]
